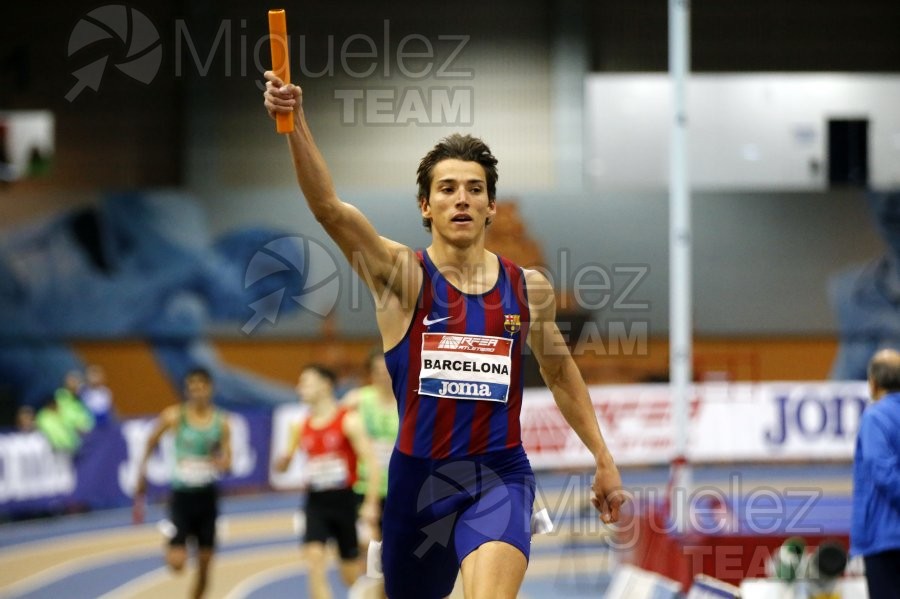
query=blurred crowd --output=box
[14,364,117,453]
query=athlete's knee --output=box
[304,542,329,570]
[460,543,526,599]
[166,546,188,572]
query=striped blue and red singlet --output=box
[384,250,530,460]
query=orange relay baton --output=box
[268,9,293,133]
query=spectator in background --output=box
[15,405,35,432]
[54,370,94,436]
[33,371,94,453]
[35,396,81,452]
[851,348,900,599]
[81,364,115,426]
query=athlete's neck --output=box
[426,246,497,293]
[427,239,488,268]
[187,401,213,416]
[309,398,338,419]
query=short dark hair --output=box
[185,367,213,383]
[304,364,338,387]
[869,356,900,393]
[416,134,499,231]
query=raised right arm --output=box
[263,71,420,304]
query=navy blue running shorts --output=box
[381,445,535,599]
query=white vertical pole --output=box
[551,0,586,190]
[669,0,692,534]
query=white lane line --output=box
[95,543,298,599]
[0,512,296,593]
[2,545,154,598]
[221,562,305,599]
[93,565,171,599]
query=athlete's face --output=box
[64,370,83,393]
[421,159,495,244]
[296,369,332,404]
[185,374,213,406]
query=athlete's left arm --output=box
[343,410,381,524]
[215,415,233,474]
[525,269,625,524]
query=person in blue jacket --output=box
[851,348,900,599]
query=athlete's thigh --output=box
[169,491,191,546]
[328,490,361,560]
[194,488,218,549]
[304,493,332,546]
[381,451,459,599]
[454,477,535,564]
[460,541,527,599]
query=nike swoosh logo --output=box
[422,315,452,326]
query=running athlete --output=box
[263,72,624,599]
[135,368,232,599]
[343,348,398,599]
[343,347,399,535]
[274,364,382,599]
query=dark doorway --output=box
[0,385,16,428]
[828,119,868,187]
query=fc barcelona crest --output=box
[504,314,521,334]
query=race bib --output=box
[306,453,350,491]
[418,333,513,402]
[175,457,218,487]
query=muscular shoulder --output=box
[158,405,181,427]
[374,237,420,278]
[524,268,552,296]
[380,236,416,258]
[341,408,365,438]
[374,237,423,301]
[524,268,556,319]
